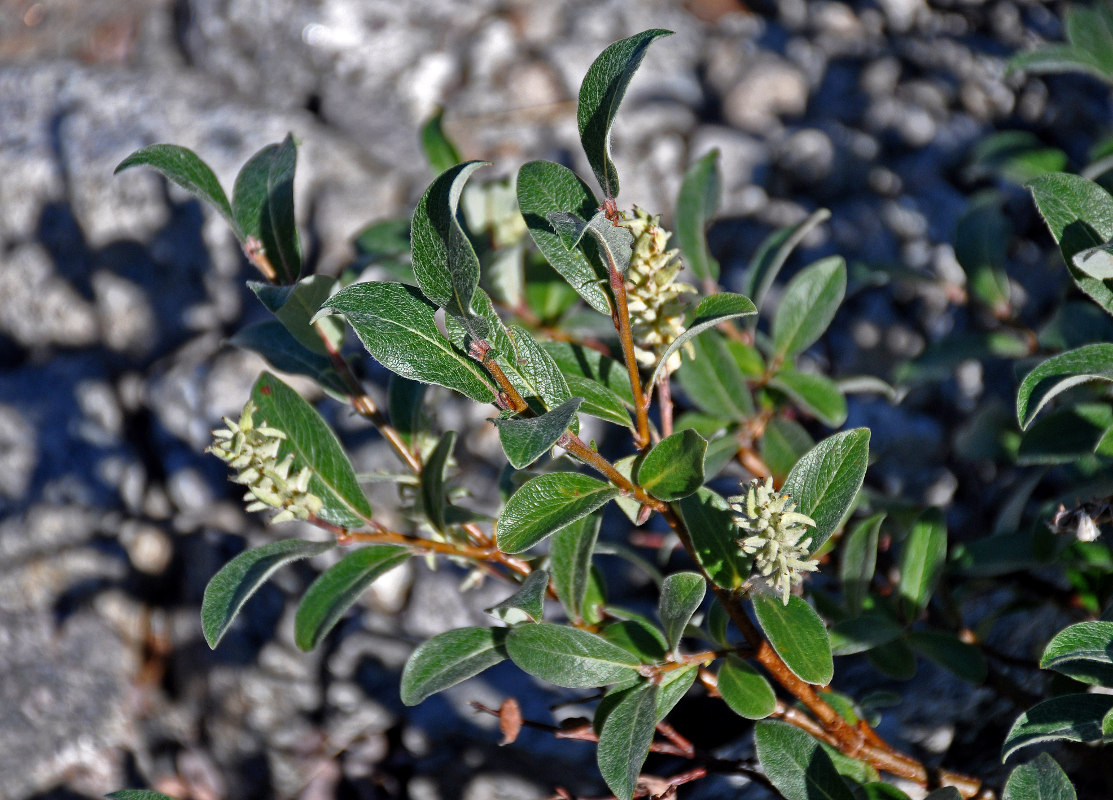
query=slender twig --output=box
[336,524,532,576]
[557,433,666,513]
[658,373,674,438]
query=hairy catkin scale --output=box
[617,207,696,373]
[729,476,819,604]
[209,400,323,523]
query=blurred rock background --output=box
[0,0,1108,798]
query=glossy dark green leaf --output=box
[577,29,673,198]
[839,513,883,616]
[251,274,343,356]
[506,623,641,687]
[497,472,619,553]
[228,321,346,397]
[319,281,495,403]
[411,161,488,324]
[828,612,904,656]
[656,664,697,721]
[769,370,848,427]
[782,428,870,553]
[542,341,635,404]
[658,571,705,650]
[294,545,410,651]
[772,256,847,359]
[675,488,752,590]
[517,160,610,314]
[761,418,815,484]
[565,374,632,429]
[400,626,509,706]
[115,144,235,230]
[549,210,634,275]
[494,398,582,469]
[232,135,302,283]
[1003,753,1077,800]
[252,372,374,527]
[898,508,948,621]
[1017,343,1113,430]
[597,682,659,800]
[1002,693,1113,761]
[600,619,668,663]
[745,208,831,310]
[487,568,550,625]
[550,513,601,621]
[674,329,754,422]
[636,429,707,501]
[507,326,576,423]
[754,720,857,800]
[906,630,987,684]
[1039,621,1113,685]
[676,149,721,284]
[718,655,776,720]
[201,538,334,648]
[1029,173,1113,315]
[420,106,462,173]
[753,594,834,685]
[420,431,456,532]
[647,292,757,391]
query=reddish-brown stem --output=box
[657,372,674,438]
[557,433,666,514]
[339,526,532,576]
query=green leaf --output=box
[115,144,235,231]
[517,161,611,314]
[597,682,659,800]
[1003,753,1078,800]
[866,638,918,680]
[898,509,948,621]
[201,539,334,648]
[601,619,668,663]
[1067,4,1113,74]
[487,569,550,625]
[550,513,601,621]
[840,513,883,616]
[675,488,752,589]
[506,623,641,687]
[658,572,706,650]
[354,217,411,259]
[496,472,619,553]
[319,281,495,403]
[970,131,1068,186]
[1018,403,1113,464]
[656,664,697,721]
[769,370,848,427]
[294,545,410,651]
[762,418,815,484]
[745,208,831,310]
[251,372,374,527]
[636,429,707,501]
[854,784,912,800]
[753,594,834,685]
[907,630,987,684]
[565,374,633,429]
[674,329,754,422]
[1039,621,1113,685]
[923,790,963,800]
[772,256,847,359]
[420,431,456,532]
[411,161,489,325]
[1002,693,1113,762]
[754,720,857,800]
[955,194,1012,313]
[250,274,343,356]
[387,375,426,445]
[1009,45,1111,83]
[232,135,302,283]
[718,655,776,720]
[549,210,634,275]
[542,341,635,404]
[647,292,757,391]
[1016,343,1113,430]
[400,626,509,706]
[507,326,576,421]
[828,612,904,657]
[494,398,582,469]
[676,150,722,284]
[420,106,462,173]
[782,429,871,553]
[228,321,347,397]
[1028,173,1113,315]
[577,29,673,198]
[107,792,179,800]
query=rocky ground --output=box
[1,1,1109,798]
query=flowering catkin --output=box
[729,476,819,604]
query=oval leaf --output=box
[550,513,601,621]
[898,508,948,621]
[486,568,550,625]
[232,135,302,283]
[494,398,583,469]
[566,374,633,429]
[658,572,706,650]
[676,149,722,284]
[1017,343,1113,430]
[1039,620,1113,685]
[768,369,848,428]
[675,488,752,590]
[753,594,834,685]
[828,612,904,657]
[597,682,659,800]
[674,329,754,422]
[400,626,509,706]
[318,281,495,403]
[648,292,757,391]
[782,428,870,553]
[718,655,776,720]
[1003,753,1077,800]
[506,623,641,688]
[578,29,673,198]
[772,256,847,359]
[1002,694,1113,762]
[252,372,375,527]
[294,545,410,651]
[115,144,235,231]
[636,429,707,501]
[754,720,857,800]
[201,538,334,648]
[496,472,619,554]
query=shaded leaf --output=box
[494,398,582,469]
[1018,403,1113,464]
[232,135,302,283]
[1039,620,1113,685]
[772,256,847,359]
[753,594,834,685]
[828,612,904,656]
[601,619,668,663]
[597,682,659,800]
[745,209,831,310]
[676,149,721,283]
[924,790,963,800]
[251,275,343,356]
[907,630,987,684]
[420,431,456,532]
[115,144,235,231]
[387,375,426,445]
[674,329,754,422]
[656,664,697,721]
[108,792,179,800]
[754,720,857,800]
[550,514,601,621]
[1002,693,1113,761]
[648,292,757,391]
[487,569,550,625]
[1017,343,1113,430]
[898,508,947,621]
[543,341,635,404]
[228,321,346,397]
[636,429,707,501]
[1003,753,1077,800]
[566,374,633,429]
[506,623,641,687]
[675,488,752,589]
[840,513,883,616]
[955,194,1012,313]
[866,638,918,680]
[400,626,509,706]
[782,429,870,553]
[718,655,776,720]
[497,473,619,553]
[658,572,706,650]
[761,417,815,484]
